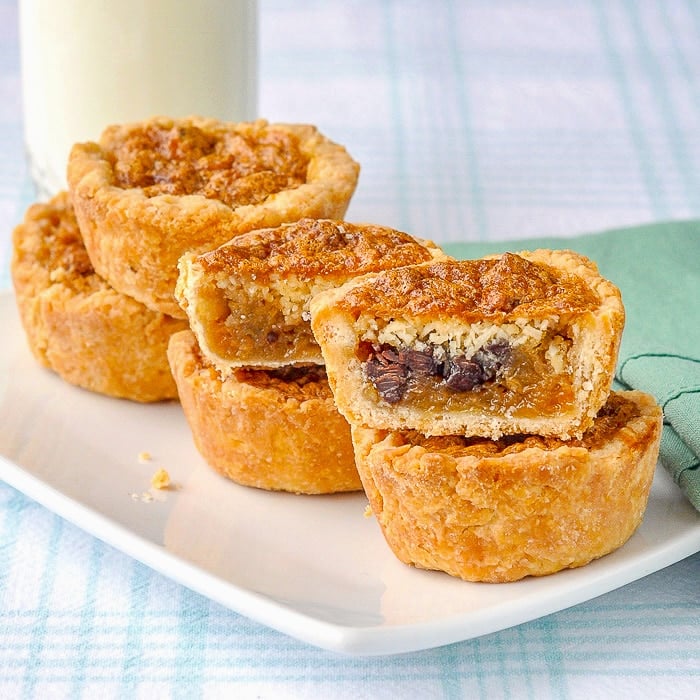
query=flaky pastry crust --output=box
[167,330,361,494]
[176,218,447,372]
[310,249,625,439]
[352,391,662,583]
[11,192,187,402]
[67,117,360,318]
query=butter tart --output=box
[67,117,360,318]
[352,390,662,583]
[176,218,446,373]
[11,192,187,402]
[310,249,625,440]
[167,329,361,494]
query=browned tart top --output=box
[13,191,100,295]
[105,120,308,208]
[197,218,439,281]
[185,332,333,400]
[338,253,601,321]
[233,364,334,400]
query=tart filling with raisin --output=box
[310,249,625,439]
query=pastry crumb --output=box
[137,451,152,464]
[129,467,177,503]
[150,468,171,490]
[364,504,373,518]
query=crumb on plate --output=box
[150,468,171,490]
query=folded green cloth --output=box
[443,220,700,512]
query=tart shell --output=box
[167,329,361,494]
[351,390,662,583]
[11,192,187,402]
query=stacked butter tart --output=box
[12,116,359,403]
[310,249,662,581]
[170,218,445,494]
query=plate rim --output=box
[3,449,700,656]
[2,290,700,656]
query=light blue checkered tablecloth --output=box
[1,1,699,697]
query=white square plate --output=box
[1,292,699,656]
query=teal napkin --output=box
[443,221,700,512]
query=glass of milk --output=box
[19,0,258,200]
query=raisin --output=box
[399,347,442,376]
[443,355,484,391]
[473,339,511,381]
[376,345,401,364]
[365,358,408,403]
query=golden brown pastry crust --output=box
[310,249,625,439]
[11,192,187,402]
[176,218,447,372]
[167,329,361,494]
[67,117,360,318]
[334,251,603,320]
[352,391,662,583]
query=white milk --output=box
[19,0,258,198]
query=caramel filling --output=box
[360,337,575,418]
[198,286,319,365]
